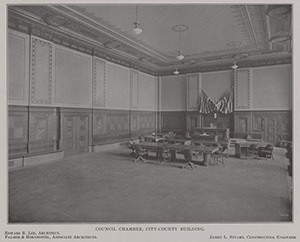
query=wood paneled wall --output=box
[234,111,292,144]
[160,111,186,135]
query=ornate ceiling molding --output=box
[8,5,292,76]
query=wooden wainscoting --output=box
[186,112,201,132]
[159,111,186,135]
[8,106,28,156]
[234,110,292,144]
[92,109,130,145]
[28,106,60,153]
[130,111,156,138]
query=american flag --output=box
[199,87,233,114]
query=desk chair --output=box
[127,140,136,157]
[133,145,148,163]
[138,136,144,143]
[245,144,260,160]
[259,144,274,160]
[211,144,226,167]
[157,146,171,163]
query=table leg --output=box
[203,153,212,166]
[235,144,241,158]
[170,150,176,162]
[182,150,197,170]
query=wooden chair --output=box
[127,140,136,157]
[133,145,148,163]
[212,144,226,167]
[138,136,144,143]
[157,146,171,163]
[245,144,260,160]
[259,144,274,160]
[278,135,292,148]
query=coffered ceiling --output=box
[8,4,292,75]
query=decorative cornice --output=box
[8,5,292,77]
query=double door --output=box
[63,113,90,156]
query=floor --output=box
[9,146,292,223]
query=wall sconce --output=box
[214,113,218,119]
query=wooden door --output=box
[64,116,77,155]
[63,115,89,156]
[263,116,278,144]
[76,115,89,153]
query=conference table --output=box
[167,144,219,169]
[132,142,219,169]
[143,135,165,143]
[164,138,191,145]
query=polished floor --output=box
[9,146,292,223]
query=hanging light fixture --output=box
[227,41,241,70]
[177,27,184,60]
[231,62,238,70]
[132,5,142,35]
[174,69,179,75]
[172,25,188,61]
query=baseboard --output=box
[9,150,64,170]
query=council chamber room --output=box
[7,4,293,223]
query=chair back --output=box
[249,144,258,150]
[138,136,144,143]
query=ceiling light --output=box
[172,25,188,61]
[231,62,238,70]
[132,6,142,35]
[174,69,179,75]
[176,51,184,60]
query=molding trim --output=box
[130,69,139,109]
[187,73,200,111]
[31,37,53,105]
[93,57,106,108]
[234,68,251,110]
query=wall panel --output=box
[139,72,156,111]
[106,63,130,109]
[8,30,29,105]
[160,111,186,135]
[8,106,28,156]
[93,109,130,144]
[130,70,139,109]
[93,57,106,108]
[201,70,232,100]
[31,37,53,105]
[131,111,156,137]
[28,107,59,153]
[187,73,200,111]
[160,75,186,111]
[54,46,92,107]
[186,112,201,132]
[234,68,251,110]
[252,65,291,110]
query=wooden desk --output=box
[167,144,219,169]
[234,141,269,158]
